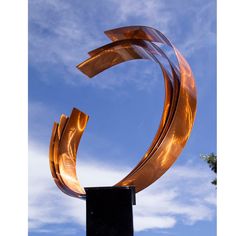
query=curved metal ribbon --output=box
[49,26,197,199]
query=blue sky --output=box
[28,0,216,235]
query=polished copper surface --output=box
[49,26,197,198]
[49,108,89,198]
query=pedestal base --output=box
[85,186,136,236]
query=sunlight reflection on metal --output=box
[49,26,197,199]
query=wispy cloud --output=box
[176,1,216,58]
[28,101,58,142]
[29,142,216,234]
[29,0,215,90]
[29,1,102,74]
[111,0,171,29]
[29,0,166,90]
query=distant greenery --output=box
[201,153,217,185]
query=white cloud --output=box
[134,216,176,231]
[29,142,216,233]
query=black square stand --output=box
[85,186,136,236]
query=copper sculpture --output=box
[49,26,197,199]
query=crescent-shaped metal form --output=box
[49,26,197,199]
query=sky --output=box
[28,0,216,236]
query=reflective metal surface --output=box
[49,26,197,199]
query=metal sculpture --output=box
[49,26,197,199]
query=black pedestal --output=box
[85,186,136,236]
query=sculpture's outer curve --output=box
[49,26,197,199]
